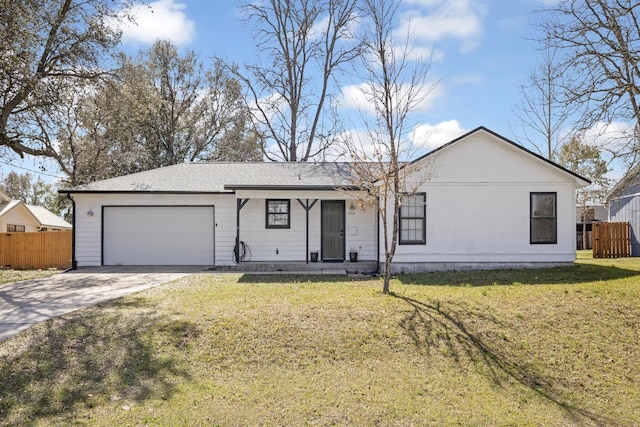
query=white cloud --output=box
[396,0,488,54]
[581,121,633,149]
[411,120,467,153]
[332,128,377,161]
[338,81,444,115]
[562,121,634,180]
[338,84,371,113]
[116,0,196,46]
[333,120,467,162]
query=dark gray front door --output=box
[321,201,345,261]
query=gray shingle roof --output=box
[60,162,359,193]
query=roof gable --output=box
[408,127,591,186]
[0,200,40,226]
[0,199,70,229]
[60,126,591,194]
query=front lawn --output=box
[0,269,60,286]
[1,256,639,426]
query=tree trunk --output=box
[382,254,391,294]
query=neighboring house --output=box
[605,164,640,256]
[60,127,589,272]
[0,190,72,232]
[575,204,608,250]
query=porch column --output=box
[235,198,249,264]
[297,198,318,263]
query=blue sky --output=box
[4,0,571,182]
[113,0,554,150]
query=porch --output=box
[229,188,378,267]
[234,260,378,275]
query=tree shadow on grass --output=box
[392,293,623,426]
[395,263,640,287]
[0,298,195,425]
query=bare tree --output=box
[344,0,438,294]
[238,0,361,161]
[0,0,136,159]
[539,0,640,167]
[512,47,576,161]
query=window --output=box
[7,224,25,232]
[530,192,557,244]
[399,193,426,245]
[266,199,290,229]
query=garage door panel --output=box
[104,206,214,265]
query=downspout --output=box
[66,193,77,270]
[376,195,380,274]
[235,199,241,264]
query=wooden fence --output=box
[592,222,631,258]
[0,231,72,269]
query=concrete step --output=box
[235,261,378,275]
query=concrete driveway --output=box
[0,266,203,342]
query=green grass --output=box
[0,268,60,286]
[1,256,639,426]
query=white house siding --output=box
[72,190,377,267]
[345,200,377,261]
[387,131,580,272]
[72,193,236,267]
[237,198,313,262]
[0,205,39,232]
[235,190,377,262]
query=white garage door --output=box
[103,206,214,265]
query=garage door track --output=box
[0,266,202,342]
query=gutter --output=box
[376,196,380,274]
[58,190,233,195]
[223,185,362,191]
[607,191,640,202]
[66,193,77,270]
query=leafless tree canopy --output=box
[238,0,361,161]
[539,0,640,166]
[512,48,576,161]
[344,0,437,293]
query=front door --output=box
[321,200,345,261]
